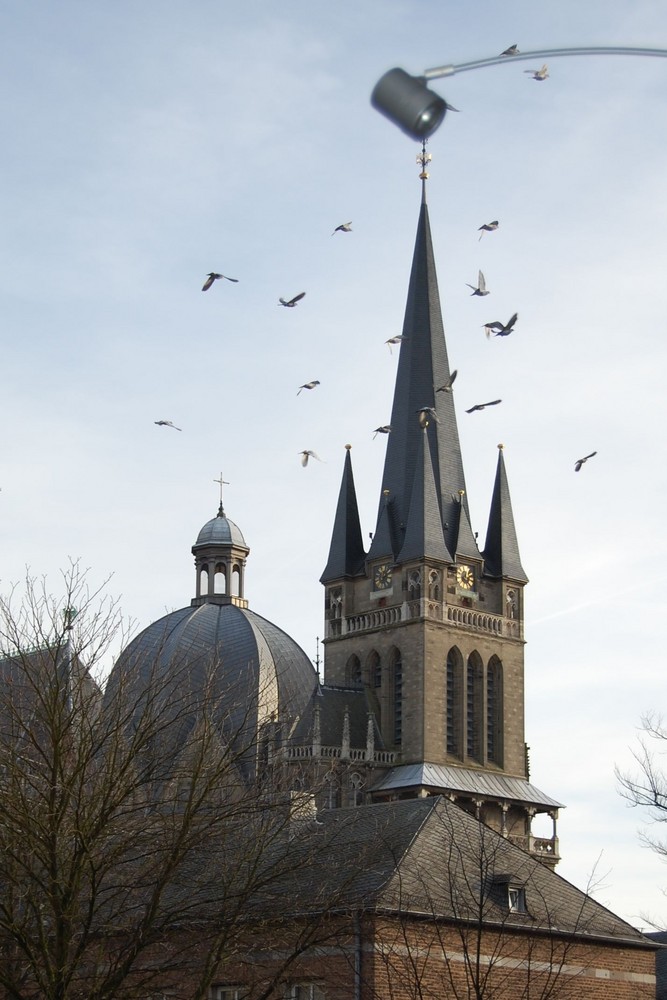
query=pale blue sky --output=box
[2,0,667,927]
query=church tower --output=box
[320,164,562,864]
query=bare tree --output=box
[0,564,365,1000]
[617,712,667,861]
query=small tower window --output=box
[199,565,209,597]
[232,564,241,597]
[428,569,440,601]
[350,772,364,807]
[408,569,422,600]
[214,562,227,595]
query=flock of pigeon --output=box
[154,72,594,477]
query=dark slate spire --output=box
[482,445,528,583]
[320,446,367,583]
[452,492,480,563]
[397,428,452,564]
[372,188,469,561]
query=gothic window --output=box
[367,650,382,689]
[408,569,422,600]
[390,648,403,747]
[428,569,441,601]
[346,655,362,688]
[466,652,483,762]
[328,587,342,619]
[446,647,463,758]
[324,772,340,810]
[214,562,227,595]
[487,656,503,765]
[350,772,364,807]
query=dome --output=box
[106,602,317,764]
[193,506,247,551]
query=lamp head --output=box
[371,67,448,140]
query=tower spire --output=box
[320,446,366,583]
[482,445,528,582]
[371,164,468,561]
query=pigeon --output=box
[202,272,238,291]
[466,271,489,296]
[373,425,392,439]
[416,407,440,428]
[436,370,458,393]
[154,420,182,431]
[465,399,502,413]
[500,44,520,56]
[386,335,406,353]
[478,220,499,241]
[484,313,518,338]
[299,450,323,467]
[279,292,306,307]
[297,380,320,395]
[525,64,549,80]
[332,222,352,235]
[574,451,597,472]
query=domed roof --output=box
[193,504,247,551]
[106,602,317,762]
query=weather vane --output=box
[417,139,431,180]
[213,472,230,513]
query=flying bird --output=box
[297,380,320,395]
[416,407,440,428]
[525,64,549,80]
[332,221,352,235]
[466,271,489,296]
[299,450,323,467]
[386,335,406,353]
[373,425,392,439]
[478,220,499,241]
[484,312,518,338]
[500,44,519,56]
[574,451,597,472]
[202,272,238,291]
[279,292,306,307]
[465,399,502,413]
[154,420,182,431]
[436,370,458,393]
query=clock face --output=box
[373,563,393,590]
[456,564,475,591]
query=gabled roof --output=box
[321,448,367,583]
[483,446,528,583]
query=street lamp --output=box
[371,47,667,139]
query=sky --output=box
[1,0,667,929]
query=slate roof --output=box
[270,797,651,948]
[370,762,563,809]
[290,684,384,750]
[193,504,248,552]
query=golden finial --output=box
[345,443,352,450]
[417,138,432,180]
[383,488,390,498]
[498,443,504,450]
[458,489,465,498]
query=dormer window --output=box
[488,875,528,914]
[508,885,526,913]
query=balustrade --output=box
[325,599,522,639]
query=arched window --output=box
[390,648,403,747]
[350,772,364,807]
[231,564,241,597]
[199,564,209,597]
[346,655,362,687]
[408,569,422,600]
[324,771,340,810]
[487,656,503,765]
[428,569,441,601]
[466,652,483,762]
[446,646,463,758]
[214,562,227,595]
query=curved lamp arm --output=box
[371,46,667,139]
